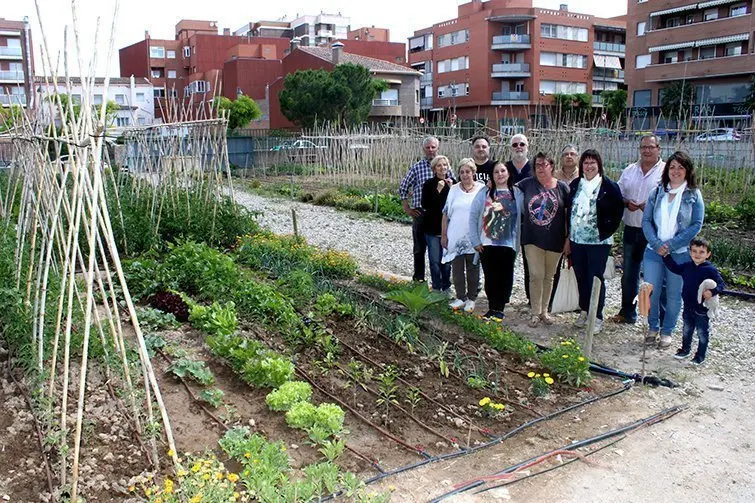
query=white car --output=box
[695,128,741,142]
[270,139,326,151]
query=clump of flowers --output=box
[527,371,555,397]
[539,338,592,387]
[478,396,506,417]
[129,451,244,502]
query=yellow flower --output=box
[203,473,211,481]
[479,397,491,406]
[527,372,535,378]
[177,469,188,478]
[562,354,569,358]
[578,356,585,362]
[545,377,555,385]
[189,494,203,503]
[535,374,541,378]
[164,479,174,494]
[128,486,135,492]
[215,472,224,481]
[543,373,550,377]
[234,493,240,500]
[145,488,152,497]
[167,449,176,457]
[155,498,163,503]
[492,403,505,410]
[244,452,251,459]
[192,462,202,473]
[227,473,239,483]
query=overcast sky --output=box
[6,0,626,77]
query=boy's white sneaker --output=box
[463,300,476,313]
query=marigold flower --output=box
[244,452,251,459]
[527,372,535,378]
[562,354,569,358]
[545,377,554,385]
[543,373,550,377]
[479,397,491,406]
[189,494,203,503]
[167,449,176,457]
[227,473,239,483]
[215,472,224,481]
[177,469,188,478]
[128,486,135,492]
[164,479,174,494]
[578,356,585,362]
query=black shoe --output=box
[482,310,495,320]
[490,310,505,321]
[674,348,691,360]
[690,355,705,366]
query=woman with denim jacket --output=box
[641,151,704,349]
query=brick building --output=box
[348,26,391,42]
[0,17,34,109]
[625,0,754,130]
[408,0,626,134]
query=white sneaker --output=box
[449,299,465,310]
[463,300,475,313]
[592,318,603,334]
[574,311,588,328]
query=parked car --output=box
[695,128,741,142]
[594,127,622,138]
[269,139,326,151]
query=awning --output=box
[650,4,698,17]
[695,33,749,47]
[593,55,622,69]
[698,0,739,8]
[409,37,425,50]
[648,41,695,53]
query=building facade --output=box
[235,12,350,47]
[35,76,155,133]
[407,0,626,134]
[348,27,390,42]
[625,0,753,130]
[0,17,34,109]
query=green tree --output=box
[659,80,696,120]
[551,93,592,123]
[600,89,627,123]
[279,63,387,128]
[215,95,262,131]
[0,105,23,132]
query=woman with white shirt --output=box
[641,151,705,349]
[442,158,486,312]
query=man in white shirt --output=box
[610,135,664,324]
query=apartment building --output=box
[0,17,34,109]
[626,0,753,130]
[35,76,155,132]
[235,12,350,47]
[408,0,626,133]
[348,27,390,42]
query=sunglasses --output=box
[511,142,527,147]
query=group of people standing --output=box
[399,133,722,364]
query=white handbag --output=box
[604,255,616,280]
[551,264,580,314]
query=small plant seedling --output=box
[404,386,422,416]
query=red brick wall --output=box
[337,39,407,65]
[119,40,150,78]
[223,59,283,100]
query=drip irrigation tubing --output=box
[429,403,687,501]
[720,288,755,301]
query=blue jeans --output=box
[570,242,611,320]
[412,214,427,281]
[681,308,710,361]
[643,248,688,335]
[425,234,451,291]
[619,226,647,322]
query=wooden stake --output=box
[583,276,602,358]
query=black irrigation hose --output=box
[720,288,755,301]
[429,403,688,502]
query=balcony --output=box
[0,46,23,58]
[491,34,531,50]
[593,41,625,55]
[0,94,27,106]
[491,63,531,78]
[420,97,433,109]
[593,68,624,82]
[370,99,401,116]
[644,53,755,83]
[0,70,24,83]
[317,30,333,37]
[645,14,750,49]
[491,91,530,104]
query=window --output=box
[437,82,469,97]
[681,49,694,61]
[93,94,103,105]
[695,82,749,104]
[633,89,651,107]
[662,50,678,64]
[685,14,695,24]
[635,54,651,69]
[437,29,469,47]
[539,52,586,68]
[136,92,145,101]
[699,46,715,59]
[154,88,166,98]
[704,8,718,21]
[168,89,178,98]
[167,50,176,59]
[150,68,163,79]
[637,21,646,36]
[183,46,191,58]
[115,117,130,127]
[189,80,208,94]
[725,43,742,56]
[6,38,21,47]
[665,17,681,28]
[71,94,82,104]
[539,80,587,94]
[115,94,126,105]
[167,70,177,79]
[138,117,146,126]
[540,24,588,41]
[437,56,469,73]
[149,46,165,58]
[730,3,747,16]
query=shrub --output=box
[539,338,591,387]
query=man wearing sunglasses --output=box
[505,133,532,184]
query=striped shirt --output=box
[398,158,455,209]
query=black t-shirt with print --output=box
[474,159,497,184]
[516,177,570,252]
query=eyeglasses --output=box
[511,142,527,147]
[639,145,659,150]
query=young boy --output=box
[662,237,725,365]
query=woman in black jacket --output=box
[421,155,453,292]
[565,149,623,334]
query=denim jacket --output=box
[642,185,704,254]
